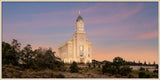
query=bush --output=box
[119,66,132,76]
[146,68,149,72]
[70,61,79,73]
[56,73,65,78]
[102,62,112,74]
[98,64,101,68]
[113,57,126,74]
[138,72,150,78]
[153,70,158,73]
[58,65,67,72]
[139,67,145,71]
[33,48,63,70]
[102,57,132,76]
[145,74,150,78]
[93,64,96,68]
[2,41,20,65]
[88,63,91,68]
[139,72,146,78]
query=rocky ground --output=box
[2,64,157,78]
[2,64,114,78]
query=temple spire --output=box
[79,10,80,15]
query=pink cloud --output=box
[3,33,72,40]
[3,17,73,28]
[82,3,102,14]
[3,21,42,28]
[131,30,158,40]
[85,3,143,24]
[3,10,76,29]
[87,14,157,41]
[88,28,158,41]
[32,10,75,18]
[4,3,143,29]
[87,24,132,37]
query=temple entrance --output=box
[80,58,84,63]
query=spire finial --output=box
[79,10,80,15]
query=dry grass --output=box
[2,64,157,78]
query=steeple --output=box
[79,10,80,15]
[76,10,83,22]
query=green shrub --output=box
[139,72,146,78]
[93,64,96,68]
[119,66,132,76]
[70,61,79,73]
[138,71,150,78]
[113,57,126,74]
[146,68,149,72]
[102,57,132,76]
[139,67,145,71]
[102,62,112,74]
[2,40,20,65]
[88,63,91,68]
[98,64,101,68]
[153,70,158,73]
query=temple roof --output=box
[76,15,83,22]
[76,10,83,22]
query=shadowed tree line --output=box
[2,39,158,78]
[2,39,64,70]
[102,57,132,76]
[125,60,157,66]
[92,59,157,67]
[91,57,158,78]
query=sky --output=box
[2,2,158,64]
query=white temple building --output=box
[58,11,92,64]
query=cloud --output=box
[88,28,158,41]
[3,16,73,28]
[82,3,102,14]
[3,3,143,30]
[85,3,143,25]
[3,9,77,29]
[87,23,132,38]
[3,33,72,40]
[131,30,158,40]
[87,15,157,41]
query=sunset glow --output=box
[2,2,158,64]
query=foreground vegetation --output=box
[2,63,158,78]
[3,39,64,71]
[2,39,158,78]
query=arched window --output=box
[80,53,83,57]
[88,48,90,52]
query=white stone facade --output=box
[59,11,92,64]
